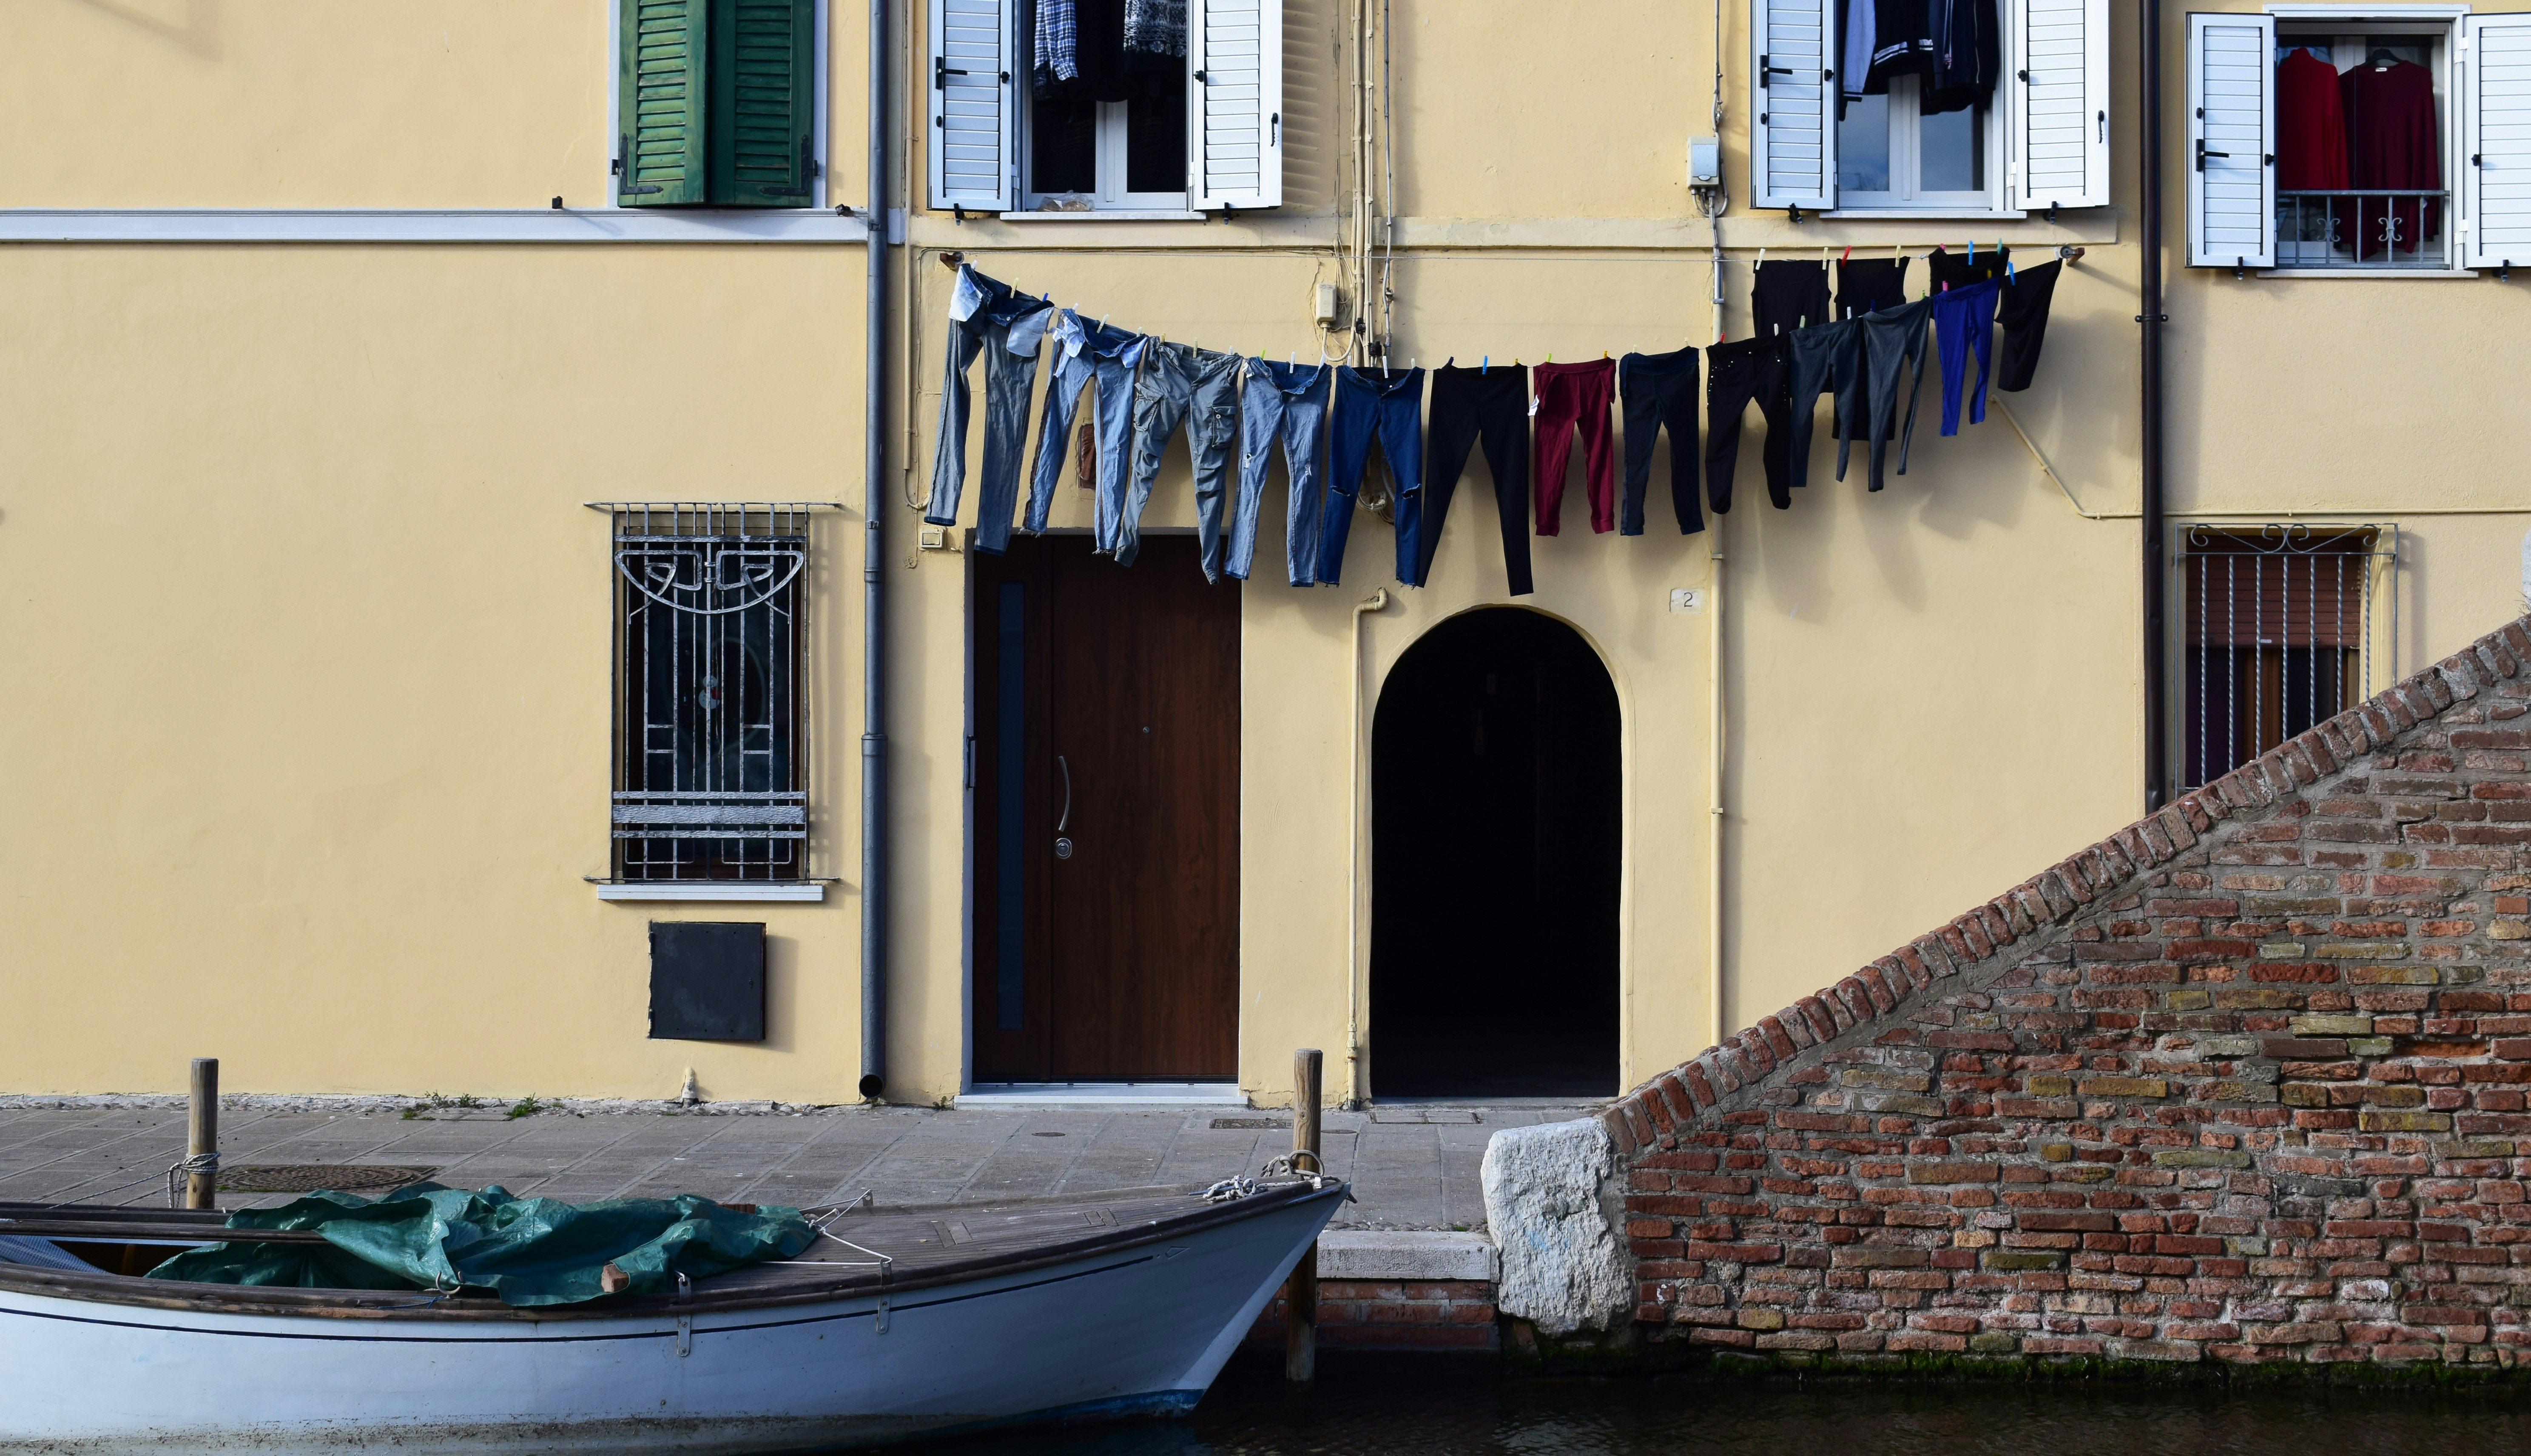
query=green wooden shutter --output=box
[619,0,710,206]
[711,0,816,207]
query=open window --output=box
[2186,9,2531,271]
[1754,0,2108,216]
[926,0,1283,215]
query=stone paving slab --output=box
[0,1102,1598,1231]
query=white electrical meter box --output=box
[1687,135,1721,190]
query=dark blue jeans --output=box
[1316,366,1424,586]
[924,266,1053,538]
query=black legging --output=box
[1419,364,1534,595]
[1705,335,1792,512]
[1618,347,1702,534]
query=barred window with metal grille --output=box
[598,504,828,883]
[2179,523,2397,792]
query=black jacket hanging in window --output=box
[1922,0,2000,116]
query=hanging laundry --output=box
[1838,0,1875,119]
[1922,0,2000,116]
[1835,256,1909,318]
[2275,46,2349,190]
[1114,342,1241,571]
[1232,358,1334,588]
[926,266,1056,544]
[1034,0,1081,87]
[1786,318,1867,491]
[1994,259,2061,394]
[1071,0,1131,102]
[1704,336,1794,512]
[1531,360,1619,537]
[2341,56,2440,261]
[1421,364,1536,594]
[1317,366,1425,586]
[1927,244,2008,291]
[1617,348,1703,535]
[1752,260,1832,340]
[1027,310,1146,550]
[1859,298,1934,490]
[1122,0,1186,61]
[1931,278,1999,437]
[1860,0,1936,96]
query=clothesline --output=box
[923,254,2065,600]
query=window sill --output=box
[1821,208,2030,220]
[2254,267,2475,279]
[0,209,870,244]
[592,882,828,902]
[997,209,1209,222]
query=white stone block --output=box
[1480,1118,1631,1336]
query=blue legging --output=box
[1933,279,2000,438]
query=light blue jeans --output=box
[924,266,1053,540]
[1024,310,1146,547]
[1230,359,1331,586]
[1114,342,1241,571]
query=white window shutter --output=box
[1750,0,1837,212]
[2013,0,2108,208]
[927,0,1014,211]
[1192,0,1283,209]
[2186,13,2275,269]
[2466,16,2531,269]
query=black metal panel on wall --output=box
[648,922,766,1041]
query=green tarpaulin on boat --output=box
[145,1184,815,1306]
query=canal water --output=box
[924,1351,2526,1455]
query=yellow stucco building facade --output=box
[5,0,2525,1109]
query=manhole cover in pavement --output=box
[1210,1118,1287,1129]
[217,1165,438,1193]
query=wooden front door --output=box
[972,535,1240,1082]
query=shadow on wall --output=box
[1370,607,1620,1099]
[71,0,221,59]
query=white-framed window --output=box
[1835,75,2002,210]
[1752,0,2108,217]
[2185,6,2531,273]
[927,0,1283,215]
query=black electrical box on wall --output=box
[648,922,766,1041]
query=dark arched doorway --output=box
[1371,608,1621,1099]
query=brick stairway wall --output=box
[1603,616,2531,1369]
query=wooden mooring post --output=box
[1285,1047,1322,1383]
[185,1058,219,1210]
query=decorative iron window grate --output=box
[2179,523,2397,792]
[596,503,830,882]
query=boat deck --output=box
[0,1179,1337,1320]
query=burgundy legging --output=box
[1530,359,1616,535]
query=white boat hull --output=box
[0,1185,1340,1453]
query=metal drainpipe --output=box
[858,0,890,1101]
[2139,0,2169,813]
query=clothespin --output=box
[1757,247,1767,268]
[2007,259,2016,283]
[1967,240,1975,263]
[1841,245,1853,264]
[1288,349,1296,367]
[1482,355,1488,374]
[1601,348,1609,359]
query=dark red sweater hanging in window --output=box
[2340,58,2440,261]
[2275,48,2349,190]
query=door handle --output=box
[1054,755,1073,860]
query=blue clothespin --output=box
[1967,240,1975,263]
[1482,355,1488,374]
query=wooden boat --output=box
[0,1174,1344,1453]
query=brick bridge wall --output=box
[1603,615,2531,1371]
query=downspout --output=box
[859,0,890,1100]
[1345,588,1389,1108]
[2139,0,2169,812]
[1707,533,1726,1050]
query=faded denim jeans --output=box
[924,265,1054,540]
[1025,310,1146,547]
[1230,358,1331,586]
[1113,342,1240,570]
